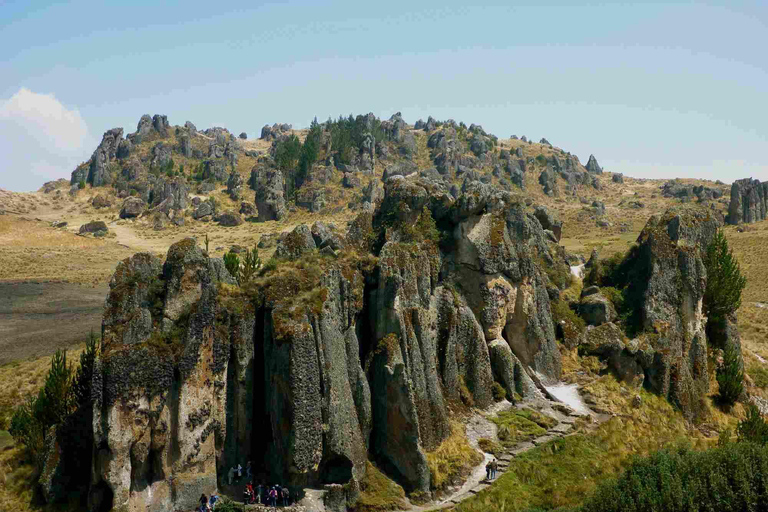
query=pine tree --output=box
[717,341,744,408]
[704,230,746,322]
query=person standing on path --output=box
[228,466,236,485]
[491,459,498,479]
[485,460,492,480]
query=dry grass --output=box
[350,462,407,512]
[426,421,483,492]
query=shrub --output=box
[491,382,507,402]
[581,443,768,512]
[737,404,768,445]
[240,246,262,284]
[600,286,624,312]
[716,341,744,408]
[259,257,279,276]
[478,438,503,456]
[535,154,547,165]
[224,252,240,283]
[551,299,585,332]
[749,364,768,388]
[401,207,440,245]
[78,180,86,189]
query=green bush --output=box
[716,341,744,408]
[78,180,86,189]
[551,299,585,332]
[491,382,507,402]
[600,286,624,312]
[581,442,768,512]
[224,252,240,282]
[737,404,768,445]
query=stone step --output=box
[450,492,474,504]
[550,423,573,434]
[469,483,490,494]
[532,434,559,446]
[510,441,535,455]
[499,453,514,462]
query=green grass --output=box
[491,409,551,447]
[748,364,768,389]
[0,430,13,451]
[351,462,407,512]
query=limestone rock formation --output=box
[728,178,767,224]
[252,167,286,221]
[585,154,602,174]
[89,176,567,508]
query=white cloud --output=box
[0,88,92,191]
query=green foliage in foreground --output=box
[580,442,768,512]
[9,334,99,471]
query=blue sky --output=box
[1,0,766,191]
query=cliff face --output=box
[89,177,564,511]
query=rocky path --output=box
[396,385,601,512]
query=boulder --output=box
[296,188,326,213]
[539,169,559,196]
[91,195,111,209]
[192,200,215,220]
[274,224,316,260]
[612,173,624,184]
[533,206,562,241]
[119,197,145,219]
[579,323,645,387]
[578,291,617,326]
[227,171,243,200]
[184,121,197,133]
[239,132,247,139]
[117,139,132,159]
[343,173,361,189]
[217,211,243,227]
[311,222,345,251]
[585,154,603,174]
[79,220,108,235]
[239,201,257,217]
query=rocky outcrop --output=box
[533,206,562,242]
[89,177,566,507]
[260,123,292,140]
[728,178,767,224]
[620,206,718,420]
[252,167,286,221]
[585,154,602,174]
[662,180,723,202]
[227,171,243,200]
[72,128,124,187]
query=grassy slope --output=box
[457,376,738,512]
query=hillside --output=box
[0,111,767,512]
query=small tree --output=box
[239,246,262,285]
[71,331,99,409]
[704,230,746,324]
[717,341,744,408]
[224,252,240,283]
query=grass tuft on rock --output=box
[351,462,407,512]
[426,421,483,492]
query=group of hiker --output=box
[243,482,292,507]
[485,458,498,480]
[199,460,294,508]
